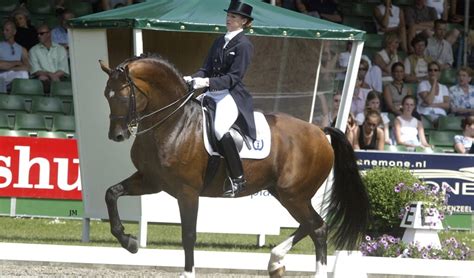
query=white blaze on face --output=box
[108,90,115,98]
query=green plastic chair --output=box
[65,1,93,17]
[0,112,11,129]
[429,130,457,148]
[0,129,29,137]
[51,81,73,98]
[437,116,463,132]
[0,94,29,113]
[37,131,68,139]
[14,113,49,131]
[0,0,19,13]
[393,0,415,7]
[342,16,365,30]
[439,68,457,86]
[342,3,376,18]
[53,115,75,132]
[364,34,384,49]
[11,79,44,96]
[27,0,54,15]
[32,96,66,115]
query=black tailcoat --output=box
[192,31,256,140]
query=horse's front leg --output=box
[177,188,199,278]
[105,171,150,253]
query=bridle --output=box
[109,64,195,136]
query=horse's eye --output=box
[108,90,115,98]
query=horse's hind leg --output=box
[309,211,328,277]
[105,171,150,253]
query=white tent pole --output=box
[133,29,143,56]
[308,42,324,123]
[335,40,364,132]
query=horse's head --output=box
[99,56,189,142]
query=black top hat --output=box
[224,1,253,20]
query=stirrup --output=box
[222,177,246,197]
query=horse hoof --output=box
[125,235,139,253]
[269,266,285,278]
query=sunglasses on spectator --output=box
[428,68,439,72]
[37,31,50,36]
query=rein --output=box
[116,65,195,136]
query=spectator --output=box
[351,59,373,115]
[454,115,474,153]
[383,62,413,116]
[275,0,298,11]
[393,95,431,148]
[425,19,453,69]
[51,10,75,52]
[295,0,342,23]
[0,21,29,92]
[10,6,38,51]
[322,92,341,127]
[355,91,391,144]
[449,66,474,116]
[29,24,69,94]
[101,0,133,10]
[404,34,432,83]
[426,0,448,20]
[373,0,407,52]
[54,0,66,16]
[354,109,385,151]
[405,0,438,53]
[373,32,401,82]
[417,61,450,124]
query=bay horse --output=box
[99,54,369,278]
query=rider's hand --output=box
[183,76,193,83]
[193,77,209,89]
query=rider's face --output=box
[226,13,247,32]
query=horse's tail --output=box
[323,126,370,250]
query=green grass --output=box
[0,216,472,258]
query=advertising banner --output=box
[356,151,474,213]
[0,137,81,200]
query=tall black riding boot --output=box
[219,132,246,197]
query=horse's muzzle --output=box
[109,122,130,142]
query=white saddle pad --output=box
[202,111,271,159]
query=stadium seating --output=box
[51,81,73,98]
[53,115,75,132]
[437,116,463,132]
[0,112,11,129]
[37,131,69,139]
[364,34,384,49]
[32,96,66,115]
[0,94,29,113]
[428,130,457,152]
[384,144,408,152]
[65,1,93,17]
[11,79,44,97]
[440,68,457,86]
[0,129,29,137]
[14,113,49,131]
[27,0,54,15]
[0,0,19,14]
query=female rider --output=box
[184,1,255,197]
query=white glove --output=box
[183,76,192,83]
[192,77,209,89]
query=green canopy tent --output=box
[68,0,365,246]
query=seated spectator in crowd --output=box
[373,0,407,52]
[322,92,341,127]
[355,91,391,144]
[454,115,474,153]
[448,0,468,23]
[445,27,461,67]
[426,0,448,20]
[405,0,438,53]
[404,34,432,83]
[417,61,450,124]
[275,0,298,11]
[354,109,385,151]
[51,10,75,52]
[374,32,401,82]
[383,62,413,117]
[425,20,453,69]
[295,0,342,23]
[101,0,133,10]
[449,66,474,116]
[29,24,69,94]
[351,59,373,115]
[10,6,38,51]
[393,95,431,148]
[0,21,30,92]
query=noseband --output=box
[110,64,195,136]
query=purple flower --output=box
[394,186,401,193]
[365,235,371,241]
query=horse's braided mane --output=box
[122,53,183,80]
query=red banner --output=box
[0,136,82,200]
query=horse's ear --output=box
[99,60,112,75]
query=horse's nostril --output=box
[116,134,124,141]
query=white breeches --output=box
[205,89,238,140]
